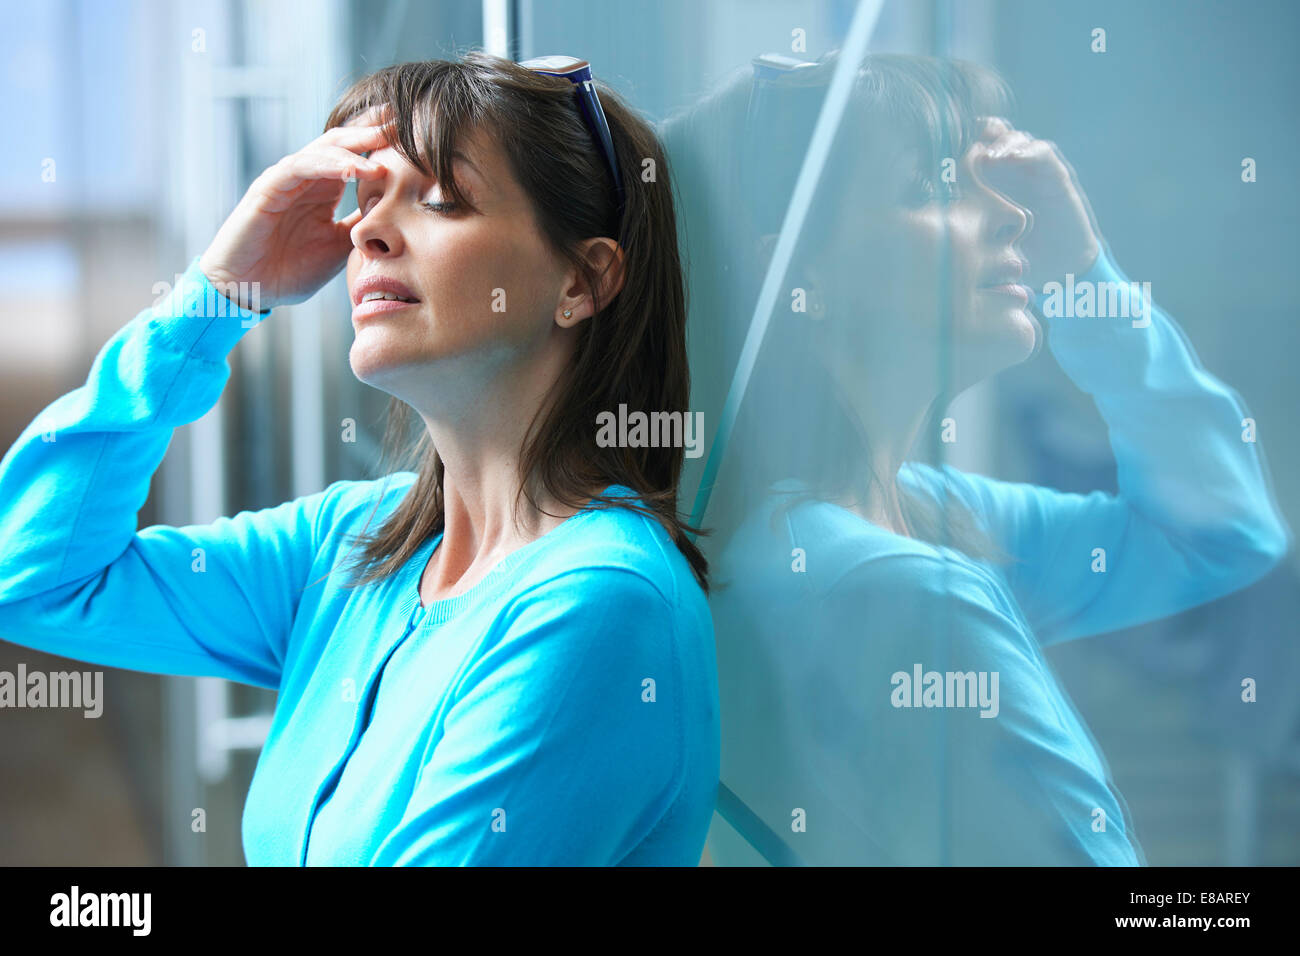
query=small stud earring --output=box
[562,309,573,319]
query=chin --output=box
[1008,307,1042,362]
[979,303,1040,364]
[951,307,1042,387]
[348,339,411,389]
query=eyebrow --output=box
[355,147,485,209]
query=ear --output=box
[555,237,627,328]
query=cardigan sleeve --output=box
[809,552,1143,865]
[0,257,329,689]
[939,243,1291,646]
[368,567,687,866]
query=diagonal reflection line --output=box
[687,0,885,867]
[688,0,885,531]
[715,783,806,867]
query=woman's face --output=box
[344,123,571,403]
[814,131,1037,392]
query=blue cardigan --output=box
[0,256,721,866]
[704,245,1292,866]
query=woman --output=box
[663,52,1290,865]
[0,51,720,866]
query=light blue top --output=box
[0,256,721,866]
[705,245,1292,866]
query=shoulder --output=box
[488,487,715,683]
[476,508,701,686]
[828,550,1010,616]
[719,481,966,599]
[303,471,419,558]
[513,484,700,613]
[315,470,418,527]
[718,485,1021,638]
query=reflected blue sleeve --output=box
[945,245,1291,645]
[818,553,1142,865]
[368,568,687,866]
[0,257,327,689]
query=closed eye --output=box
[906,171,962,205]
[353,186,459,216]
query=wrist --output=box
[198,257,271,315]
[151,257,267,359]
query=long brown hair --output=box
[322,51,709,593]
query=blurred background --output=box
[0,0,1296,865]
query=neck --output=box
[827,350,940,536]
[401,333,579,598]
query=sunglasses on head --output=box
[519,54,626,218]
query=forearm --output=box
[1038,244,1290,577]
[0,257,265,600]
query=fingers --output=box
[261,145,389,197]
[321,122,392,150]
[985,130,1030,157]
[974,117,1043,164]
[972,129,1057,191]
[342,103,394,129]
[976,115,1013,143]
[335,207,365,236]
[312,144,390,177]
[977,136,1073,198]
[319,123,396,178]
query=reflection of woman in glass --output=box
[665,53,1290,865]
[0,52,720,866]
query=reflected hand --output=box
[972,116,1102,291]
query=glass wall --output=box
[0,0,1295,866]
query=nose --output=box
[350,188,404,258]
[969,145,1031,245]
[990,191,1030,246]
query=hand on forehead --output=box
[342,103,397,160]
[344,102,395,128]
[346,105,489,174]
